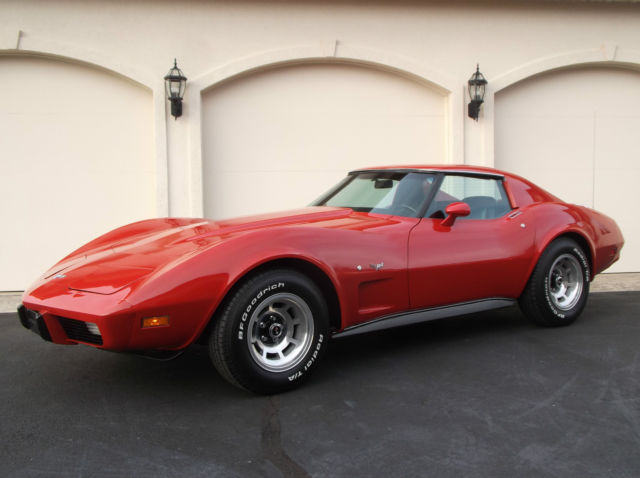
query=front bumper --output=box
[17,303,128,348]
[18,298,207,351]
[18,304,104,346]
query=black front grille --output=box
[57,317,103,345]
[18,305,52,342]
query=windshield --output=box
[312,171,437,217]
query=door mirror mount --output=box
[440,202,471,227]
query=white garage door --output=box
[202,63,446,219]
[0,56,156,290]
[495,66,640,272]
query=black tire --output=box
[519,238,590,327]
[209,269,330,394]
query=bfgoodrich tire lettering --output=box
[519,238,590,327]
[209,269,329,394]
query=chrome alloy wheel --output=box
[247,292,314,372]
[547,253,584,311]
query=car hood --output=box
[31,207,389,296]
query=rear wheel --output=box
[519,238,590,327]
[210,269,329,394]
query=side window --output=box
[425,175,512,220]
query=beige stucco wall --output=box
[1,0,639,289]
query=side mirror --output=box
[440,201,470,227]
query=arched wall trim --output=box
[0,40,169,216]
[483,46,640,167]
[187,42,464,216]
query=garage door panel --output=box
[0,57,155,290]
[594,117,640,272]
[207,114,444,175]
[595,169,637,266]
[496,115,593,207]
[496,67,640,272]
[5,170,157,273]
[5,115,152,175]
[595,116,640,170]
[499,115,593,183]
[203,63,446,219]
[208,65,444,117]
[207,170,348,220]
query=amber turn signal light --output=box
[142,316,170,328]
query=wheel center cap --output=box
[269,323,284,339]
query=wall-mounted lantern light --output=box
[467,64,487,121]
[164,59,187,119]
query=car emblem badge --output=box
[53,273,66,279]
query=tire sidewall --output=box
[538,240,590,323]
[225,270,329,392]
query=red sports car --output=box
[19,165,623,393]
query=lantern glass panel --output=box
[169,79,181,97]
[475,83,486,102]
[468,73,486,102]
[164,61,187,100]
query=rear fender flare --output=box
[527,227,596,287]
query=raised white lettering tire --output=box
[209,269,329,394]
[519,238,590,327]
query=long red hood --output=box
[28,207,366,296]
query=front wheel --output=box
[209,269,329,394]
[519,238,590,327]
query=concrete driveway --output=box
[2,291,639,477]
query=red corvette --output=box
[19,165,623,393]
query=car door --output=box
[408,173,535,309]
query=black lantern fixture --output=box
[164,59,187,119]
[467,64,487,121]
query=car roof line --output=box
[349,168,505,180]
